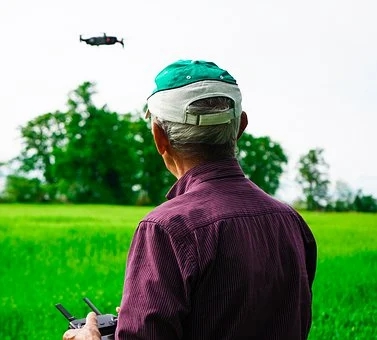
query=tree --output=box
[17,82,142,204]
[18,110,68,200]
[237,134,288,195]
[3,175,47,203]
[9,82,289,205]
[329,180,355,211]
[353,190,377,213]
[13,82,176,205]
[129,116,175,205]
[296,148,330,210]
[56,83,142,204]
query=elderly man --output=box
[63,59,317,340]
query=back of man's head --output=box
[146,60,243,161]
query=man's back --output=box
[117,159,317,339]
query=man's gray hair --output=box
[152,97,241,161]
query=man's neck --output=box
[167,155,202,179]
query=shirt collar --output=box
[166,158,245,200]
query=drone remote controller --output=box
[55,297,117,340]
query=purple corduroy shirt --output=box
[116,158,317,340]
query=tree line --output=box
[0,82,376,212]
[296,148,377,212]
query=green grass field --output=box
[0,204,376,339]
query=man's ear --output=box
[152,122,170,155]
[237,111,248,140]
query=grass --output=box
[301,212,377,339]
[0,204,150,340]
[0,204,376,339]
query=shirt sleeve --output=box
[116,221,197,340]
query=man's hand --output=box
[63,311,101,340]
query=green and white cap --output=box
[146,60,242,126]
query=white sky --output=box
[1,0,376,202]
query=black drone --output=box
[80,33,124,48]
